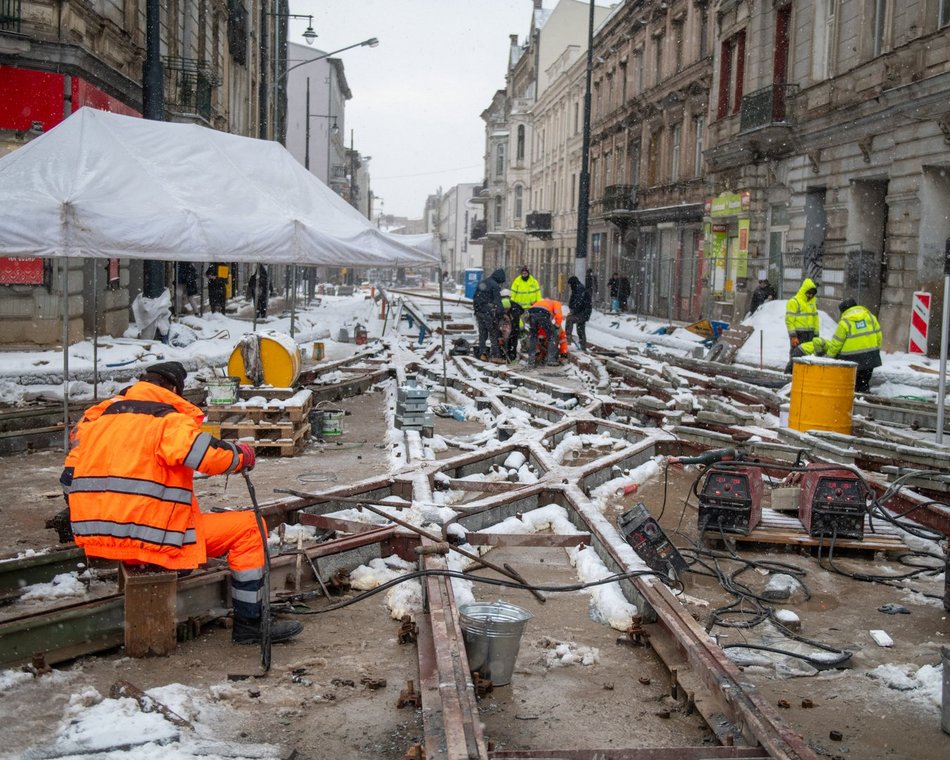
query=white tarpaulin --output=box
[0,107,438,267]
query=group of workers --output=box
[784,277,883,392]
[472,266,593,366]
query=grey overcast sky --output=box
[287,1,544,219]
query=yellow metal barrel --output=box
[787,358,856,434]
[227,332,301,388]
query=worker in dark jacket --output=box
[824,298,883,392]
[565,276,592,351]
[473,268,506,363]
[62,361,302,645]
[748,276,777,316]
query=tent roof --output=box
[0,107,438,267]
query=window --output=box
[872,0,888,57]
[574,101,580,134]
[647,131,660,186]
[812,0,837,80]
[620,61,628,102]
[493,196,503,228]
[699,4,709,59]
[654,34,664,85]
[494,142,506,178]
[607,73,614,112]
[571,173,576,207]
[629,141,640,187]
[670,124,681,182]
[717,31,745,119]
[516,125,525,161]
[634,50,644,94]
[514,185,523,219]
[942,0,950,27]
[673,21,684,72]
[693,115,704,177]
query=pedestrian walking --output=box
[823,298,883,392]
[524,297,565,367]
[607,273,630,312]
[618,275,631,311]
[473,268,506,363]
[510,266,542,309]
[748,272,777,316]
[565,276,592,351]
[784,277,820,372]
[585,268,598,303]
[247,264,270,319]
[60,361,303,645]
[174,262,200,315]
[206,263,229,314]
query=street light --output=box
[280,38,379,83]
[574,0,595,281]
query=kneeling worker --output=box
[524,297,566,366]
[824,298,883,392]
[61,361,302,645]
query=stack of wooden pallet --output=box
[203,387,312,456]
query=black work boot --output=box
[232,616,303,644]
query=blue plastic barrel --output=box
[464,269,484,299]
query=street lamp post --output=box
[574,0,595,281]
[265,11,318,142]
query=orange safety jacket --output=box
[532,298,569,356]
[67,381,247,569]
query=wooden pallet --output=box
[205,388,313,425]
[703,507,908,553]
[205,388,313,456]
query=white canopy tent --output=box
[0,107,440,443]
[0,106,438,265]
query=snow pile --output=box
[567,545,638,631]
[866,662,943,709]
[348,555,422,622]
[535,637,600,669]
[20,572,87,601]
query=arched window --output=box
[514,185,523,219]
[516,125,525,161]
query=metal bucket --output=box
[459,601,532,686]
[206,376,239,406]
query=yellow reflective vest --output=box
[785,278,820,337]
[510,274,541,308]
[825,305,883,368]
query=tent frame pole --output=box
[92,258,99,401]
[61,257,70,451]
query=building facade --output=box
[437,184,484,281]
[0,0,278,344]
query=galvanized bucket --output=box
[459,601,532,686]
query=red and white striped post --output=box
[908,291,931,353]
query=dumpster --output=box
[463,268,484,299]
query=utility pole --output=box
[142,0,165,298]
[574,0,595,282]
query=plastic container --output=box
[312,341,325,361]
[459,601,532,686]
[227,332,301,388]
[205,376,239,406]
[787,359,856,435]
[463,269,484,299]
[320,409,345,436]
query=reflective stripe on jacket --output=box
[825,305,883,367]
[68,381,243,569]
[510,275,542,308]
[785,278,820,337]
[533,298,564,327]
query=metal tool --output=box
[242,469,271,672]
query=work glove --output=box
[789,336,800,348]
[236,442,256,472]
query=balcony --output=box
[0,0,20,32]
[738,83,799,158]
[470,219,487,242]
[595,185,638,228]
[163,57,220,124]
[526,211,552,240]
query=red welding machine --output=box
[798,465,868,539]
[697,466,763,535]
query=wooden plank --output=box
[120,565,177,658]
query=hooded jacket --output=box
[510,271,542,308]
[785,277,820,337]
[473,268,506,317]
[825,304,883,370]
[67,380,248,569]
[567,277,592,321]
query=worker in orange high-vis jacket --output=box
[61,361,302,646]
[524,297,566,366]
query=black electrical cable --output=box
[272,566,669,615]
[816,527,944,587]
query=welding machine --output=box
[697,466,764,535]
[618,502,688,578]
[798,465,868,539]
